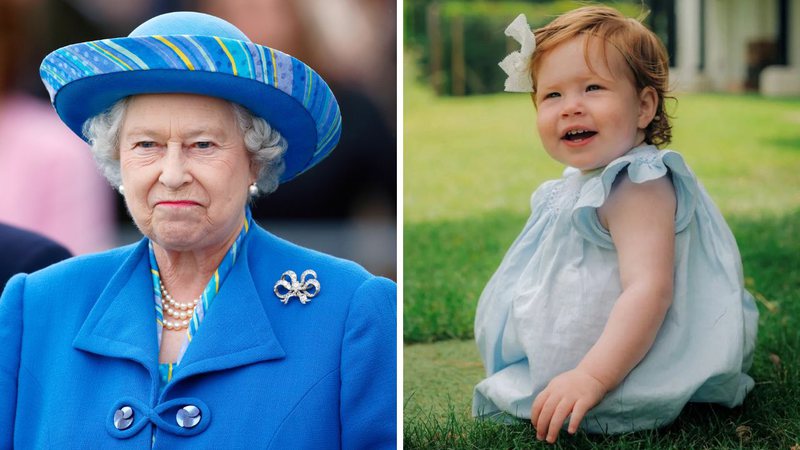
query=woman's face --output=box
[119,94,256,253]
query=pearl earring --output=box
[118,185,125,195]
[248,183,258,197]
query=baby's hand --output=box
[531,368,608,443]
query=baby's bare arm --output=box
[532,174,676,443]
[583,174,676,389]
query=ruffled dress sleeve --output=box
[571,146,698,248]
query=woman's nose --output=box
[158,142,192,189]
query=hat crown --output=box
[128,11,250,42]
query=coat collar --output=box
[72,239,159,375]
[168,233,286,386]
[72,230,286,387]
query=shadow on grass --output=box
[767,136,800,153]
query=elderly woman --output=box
[0,11,396,449]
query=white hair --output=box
[82,97,287,196]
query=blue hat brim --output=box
[41,34,341,183]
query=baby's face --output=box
[534,35,652,172]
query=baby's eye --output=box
[586,84,602,92]
[544,92,560,99]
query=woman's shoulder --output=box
[22,241,143,290]
[2,241,146,324]
[249,226,367,274]
[246,225,396,300]
[245,226,396,346]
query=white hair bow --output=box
[498,14,536,92]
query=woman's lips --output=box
[157,200,200,207]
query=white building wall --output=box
[674,0,798,93]
[706,0,778,91]
[761,0,800,96]
[672,0,706,91]
[703,0,726,90]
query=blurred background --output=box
[405,0,800,97]
[0,0,397,279]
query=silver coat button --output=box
[176,405,201,428]
[113,406,134,430]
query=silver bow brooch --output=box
[274,270,320,305]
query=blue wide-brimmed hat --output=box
[40,11,341,182]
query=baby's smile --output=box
[562,129,598,142]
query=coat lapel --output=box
[72,239,159,378]
[169,231,286,386]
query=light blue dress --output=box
[473,145,758,433]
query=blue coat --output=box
[0,225,396,449]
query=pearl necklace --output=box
[159,281,200,330]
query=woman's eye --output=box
[194,141,214,149]
[586,84,602,92]
[135,141,157,149]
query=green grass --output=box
[403,52,800,447]
[404,214,800,448]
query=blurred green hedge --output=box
[405,1,644,96]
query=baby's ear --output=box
[637,86,658,129]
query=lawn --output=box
[403,55,800,447]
